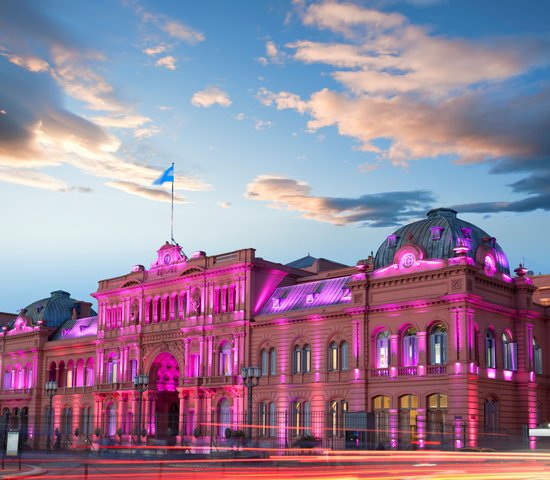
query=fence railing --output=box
[0,410,525,455]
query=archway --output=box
[149,352,180,439]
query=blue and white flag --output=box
[152,164,174,185]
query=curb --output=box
[1,465,46,478]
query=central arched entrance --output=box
[149,352,180,439]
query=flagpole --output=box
[171,162,175,244]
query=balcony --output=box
[0,388,33,399]
[368,364,448,381]
[182,377,203,387]
[202,375,240,387]
[56,386,94,395]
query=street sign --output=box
[6,432,19,456]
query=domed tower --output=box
[14,290,96,330]
[374,208,510,277]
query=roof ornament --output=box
[514,263,528,277]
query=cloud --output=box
[191,87,232,108]
[252,1,550,216]
[143,45,168,56]
[155,55,177,70]
[106,181,186,203]
[0,1,211,200]
[90,114,152,129]
[133,126,161,139]
[0,167,68,191]
[163,21,204,44]
[258,40,287,65]
[217,201,232,209]
[234,113,246,121]
[3,53,50,72]
[245,175,435,227]
[254,119,274,131]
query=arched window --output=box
[303,345,311,373]
[147,299,153,324]
[402,327,418,367]
[398,394,418,448]
[85,358,94,386]
[328,342,338,371]
[292,345,302,374]
[269,348,276,376]
[219,343,232,376]
[75,359,85,387]
[373,396,391,447]
[377,330,390,368]
[62,407,73,435]
[269,402,276,437]
[427,393,447,448]
[49,362,57,382]
[156,298,161,323]
[429,324,447,365]
[291,401,301,437]
[259,402,268,437]
[57,361,65,388]
[340,341,349,371]
[260,349,268,376]
[502,332,517,371]
[106,355,118,383]
[486,329,496,368]
[484,397,498,434]
[164,297,170,322]
[172,295,178,321]
[66,360,74,388]
[25,364,33,388]
[328,399,348,438]
[218,398,231,437]
[3,368,12,390]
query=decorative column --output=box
[417,331,427,376]
[177,388,186,443]
[207,337,213,376]
[416,408,426,449]
[389,409,398,449]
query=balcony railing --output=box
[0,388,33,398]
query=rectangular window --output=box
[190,354,200,377]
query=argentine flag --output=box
[152,164,174,185]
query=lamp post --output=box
[45,380,57,453]
[241,366,261,442]
[133,374,149,445]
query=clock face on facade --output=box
[163,254,171,265]
[401,253,415,268]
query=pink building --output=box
[1,208,548,450]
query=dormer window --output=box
[342,287,352,300]
[272,297,281,308]
[430,226,444,241]
[387,234,399,248]
[461,227,472,239]
[306,293,316,304]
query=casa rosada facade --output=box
[1,208,550,450]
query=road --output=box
[10,450,550,479]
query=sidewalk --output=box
[0,463,45,479]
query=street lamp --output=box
[241,366,261,441]
[45,380,57,453]
[133,374,149,445]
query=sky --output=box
[1,0,550,313]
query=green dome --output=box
[374,208,510,274]
[18,290,96,329]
